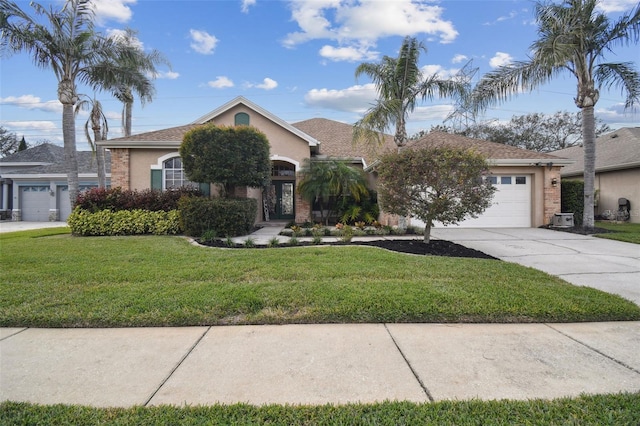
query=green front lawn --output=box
[1,228,638,327]
[2,393,639,425]
[595,221,640,244]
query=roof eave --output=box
[99,141,181,149]
[561,160,640,177]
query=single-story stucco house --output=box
[0,143,108,221]
[96,96,570,228]
[552,127,640,224]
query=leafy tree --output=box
[180,124,271,198]
[470,0,640,229]
[376,147,495,243]
[354,36,467,149]
[297,159,370,225]
[423,112,611,152]
[1,0,164,206]
[0,126,18,157]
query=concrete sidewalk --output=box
[1,322,639,407]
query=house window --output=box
[235,112,250,126]
[272,163,295,177]
[501,176,512,185]
[163,157,195,189]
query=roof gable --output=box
[0,143,64,164]
[193,96,318,147]
[552,127,640,175]
[0,143,108,175]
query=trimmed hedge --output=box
[68,209,182,236]
[75,187,202,213]
[179,197,257,237]
[561,180,584,226]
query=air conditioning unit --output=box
[552,213,574,228]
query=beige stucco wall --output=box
[205,105,311,169]
[595,168,640,223]
[129,148,177,191]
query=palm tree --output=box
[109,29,168,137]
[471,0,640,229]
[297,159,369,225]
[75,95,108,187]
[1,0,159,205]
[354,36,468,149]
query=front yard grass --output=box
[595,221,640,244]
[2,392,640,425]
[1,228,638,327]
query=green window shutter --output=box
[151,169,162,190]
[199,182,211,196]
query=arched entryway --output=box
[266,160,296,221]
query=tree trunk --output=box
[581,106,596,230]
[62,103,80,208]
[124,100,133,137]
[423,220,432,244]
[91,117,107,188]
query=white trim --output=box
[271,155,300,171]
[151,152,181,170]
[192,96,320,148]
[489,158,575,166]
[0,173,104,179]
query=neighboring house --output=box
[99,96,570,228]
[0,143,109,221]
[403,132,573,227]
[552,127,640,224]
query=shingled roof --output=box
[552,127,640,176]
[407,132,568,164]
[292,118,396,167]
[0,143,109,175]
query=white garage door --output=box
[20,186,50,221]
[412,175,532,228]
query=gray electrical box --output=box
[552,213,574,228]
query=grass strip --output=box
[1,229,638,327]
[594,221,640,244]
[2,393,639,425]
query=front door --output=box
[268,181,295,220]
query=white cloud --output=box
[304,84,377,113]
[208,76,235,89]
[2,121,58,131]
[489,52,513,68]
[283,0,458,61]
[451,54,468,64]
[408,104,454,121]
[246,78,278,90]
[319,45,379,62]
[153,70,180,80]
[1,95,61,113]
[190,29,218,55]
[91,0,135,25]
[597,0,639,13]
[106,28,144,49]
[596,103,640,123]
[241,0,256,13]
[421,64,459,79]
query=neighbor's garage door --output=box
[20,186,50,221]
[412,175,532,228]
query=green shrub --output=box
[561,180,584,226]
[67,209,182,236]
[178,197,257,237]
[75,187,202,212]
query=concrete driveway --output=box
[431,227,640,306]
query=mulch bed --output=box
[197,238,498,260]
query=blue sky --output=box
[1,0,639,151]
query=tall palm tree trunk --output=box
[581,106,596,229]
[123,100,133,137]
[62,103,80,208]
